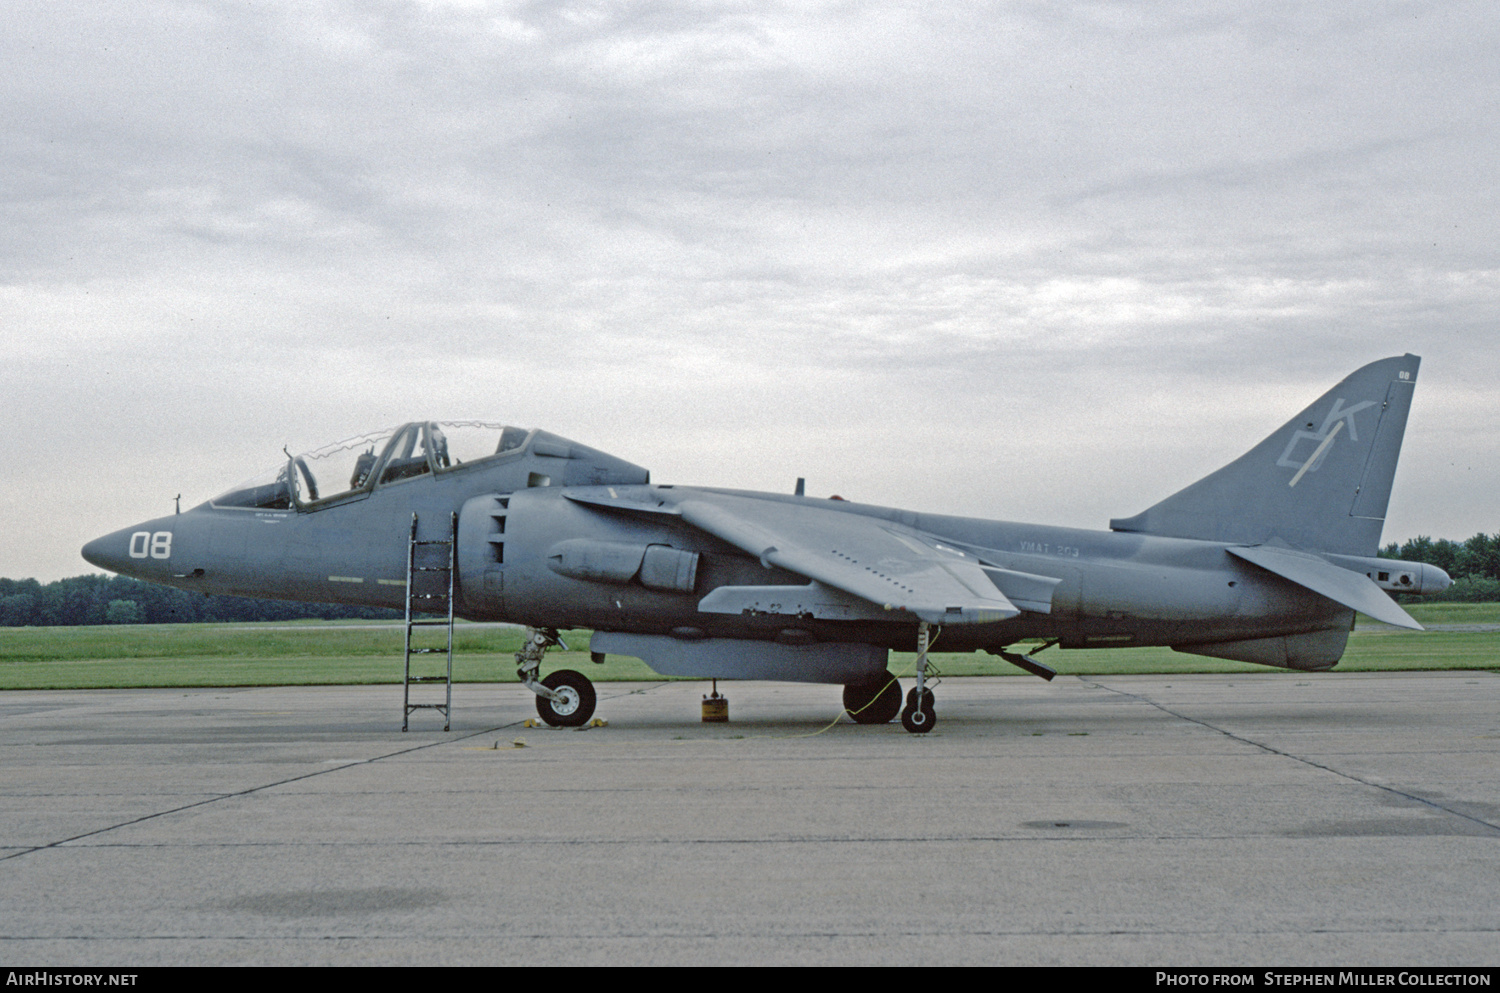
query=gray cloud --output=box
[3,0,1496,580]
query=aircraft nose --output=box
[82,527,138,575]
[81,521,174,579]
[81,534,108,570]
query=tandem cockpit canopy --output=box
[210,421,532,511]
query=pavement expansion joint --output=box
[1082,676,1500,837]
[0,719,530,863]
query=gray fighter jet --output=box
[83,354,1450,733]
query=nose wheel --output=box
[517,627,598,727]
[534,669,597,727]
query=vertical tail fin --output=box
[1109,355,1420,555]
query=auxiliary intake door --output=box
[456,493,512,615]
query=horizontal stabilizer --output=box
[1227,545,1422,630]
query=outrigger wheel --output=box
[535,669,597,727]
[843,672,903,724]
[900,686,936,734]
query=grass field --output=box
[1,604,1497,690]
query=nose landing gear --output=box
[535,669,597,727]
[517,627,598,727]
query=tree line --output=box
[0,574,401,627]
[1380,533,1500,602]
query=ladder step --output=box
[405,513,456,730]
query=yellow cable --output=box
[776,626,945,738]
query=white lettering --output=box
[1263,975,1336,987]
[1319,398,1376,441]
[1275,397,1377,475]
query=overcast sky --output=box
[4,0,1497,582]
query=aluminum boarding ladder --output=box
[403,512,456,731]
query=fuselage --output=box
[81,426,1381,658]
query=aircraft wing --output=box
[678,496,1020,625]
[564,487,1018,625]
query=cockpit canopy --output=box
[212,421,531,511]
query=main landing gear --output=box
[899,622,939,734]
[843,671,902,724]
[844,624,940,732]
[517,627,597,727]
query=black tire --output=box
[900,688,936,734]
[843,673,902,725]
[535,669,596,727]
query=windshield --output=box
[211,463,294,510]
[210,422,533,510]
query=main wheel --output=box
[843,673,902,724]
[535,669,596,727]
[900,687,936,734]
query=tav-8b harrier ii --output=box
[83,354,1449,733]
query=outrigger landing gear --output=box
[517,627,597,727]
[900,622,938,734]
